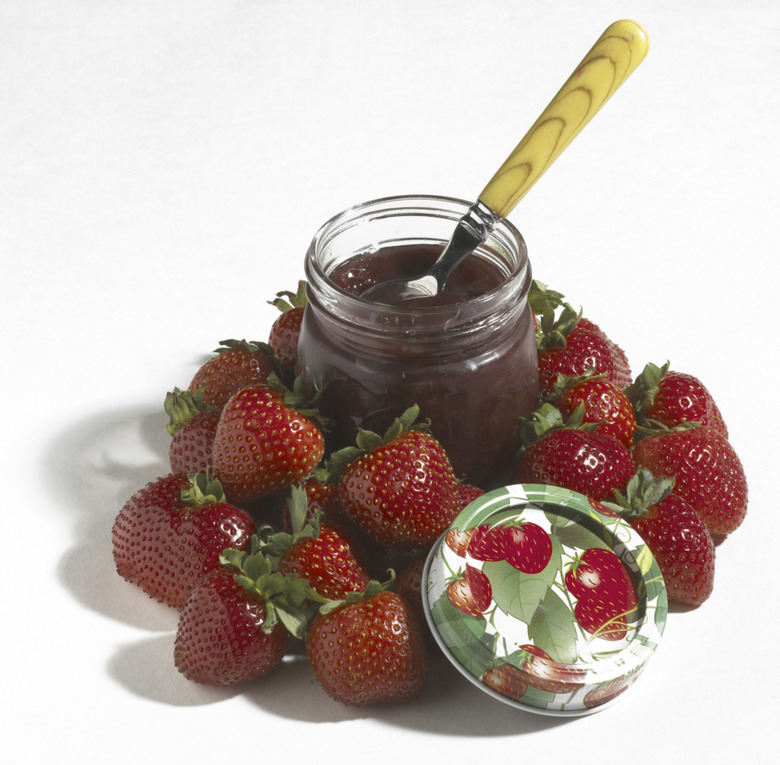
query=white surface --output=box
[3,1,777,762]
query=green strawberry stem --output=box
[180,471,227,507]
[268,280,308,312]
[164,386,213,435]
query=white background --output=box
[3,1,778,763]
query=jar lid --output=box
[422,483,668,715]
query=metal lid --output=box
[422,484,667,715]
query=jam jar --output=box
[296,195,539,488]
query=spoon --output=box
[361,19,650,302]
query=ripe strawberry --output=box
[554,373,637,448]
[268,281,307,370]
[212,376,328,502]
[333,406,460,549]
[188,339,276,409]
[457,483,485,508]
[605,469,715,606]
[112,472,255,609]
[535,300,631,398]
[306,582,428,705]
[633,426,747,535]
[517,645,585,694]
[445,527,472,557]
[447,565,492,617]
[514,427,634,502]
[503,523,553,574]
[467,524,510,562]
[267,486,371,601]
[627,362,728,437]
[482,663,527,700]
[164,387,220,473]
[565,548,637,641]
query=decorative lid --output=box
[422,484,667,715]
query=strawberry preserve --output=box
[297,195,539,487]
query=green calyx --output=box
[268,280,308,313]
[528,281,582,352]
[213,338,275,357]
[602,467,676,521]
[320,405,429,483]
[164,386,213,435]
[625,361,670,416]
[546,366,606,402]
[253,484,321,561]
[181,470,227,507]
[516,401,600,451]
[265,372,333,432]
[316,570,397,616]
[220,542,328,639]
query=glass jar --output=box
[297,195,539,488]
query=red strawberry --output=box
[482,663,527,700]
[447,565,492,617]
[188,339,276,409]
[445,527,472,557]
[212,376,327,502]
[565,548,637,641]
[554,374,637,448]
[536,302,631,398]
[334,407,460,549]
[164,387,220,474]
[467,524,511,562]
[270,486,370,601]
[503,523,553,574]
[268,281,307,370]
[605,469,715,606]
[633,426,747,535]
[628,362,728,437]
[514,427,634,501]
[173,566,289,686]
[112,472,255,609]
[457,483,485,508]
[517,645,586,694]
[306,583,428,705]
[397,554,427,626]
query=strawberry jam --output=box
[297,195,539,487]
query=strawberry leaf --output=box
[527,587,579,664]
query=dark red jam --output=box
[297,242,539,488]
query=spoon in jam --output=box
[361,19,649,302]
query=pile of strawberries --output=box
[111,279,748,707]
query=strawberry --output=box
[396,554,428,627]
[633,426,747,535]
[467,524,511,562]
[503,522,553,574]
[565,548,637,641]
[535,299,631,398]
[112,472,256,609]
[627,361,729,437]
[265,486,371,600]
[306,581,428,705]
[605,469,715,606]
[553,372,637,448]
[482,663,527,700]
[584,675,637,709]
[514,426,634,501]
[188,339,276,409]
[212,375,328,502]
[516,644,586,694]
[268,281,307,370]
[164,387,220,474]
[457,483,485,508]
[332,406,460,549]
[447,565,492,617]
[174,548,322,686]
[445,527,472,557]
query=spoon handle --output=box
[478,19,649,218]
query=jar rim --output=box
[305,194,532,332]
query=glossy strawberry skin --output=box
[212,385,325,502]
[174,567,288,686]
[306,591,427,706]
[339,430,460,549]
[169,407,220,474]
[269,307,304,370]
[644,371,728,437]
[630,493,715,606]
[633,426,747,535]
[504,523,553,574]
[565,548,637,641]
[557,378,637,448]
[189,341,276,409]
[447,565,492,617]
[515,429,634,501]
[277,526,371,600]
[537,318,631,398]
[112,474,255,609]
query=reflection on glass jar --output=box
[297,195,539,488]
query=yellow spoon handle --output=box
[478,19,649,218]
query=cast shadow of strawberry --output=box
[42,403,175,631]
